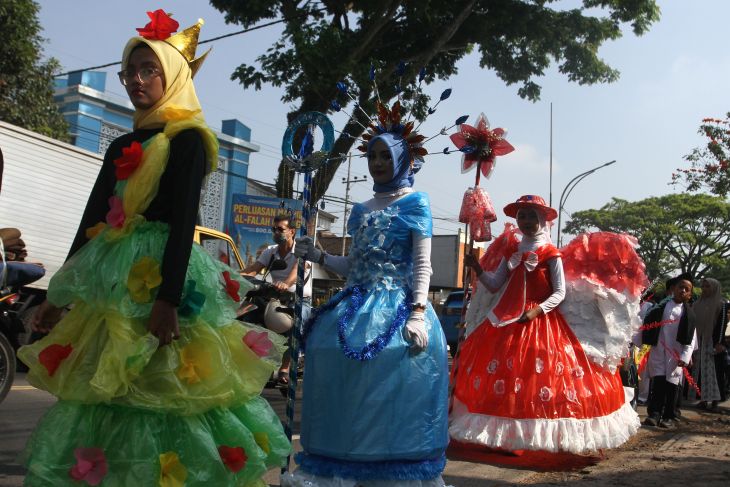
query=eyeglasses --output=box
[118,67,162,86]
[272,226,290,233]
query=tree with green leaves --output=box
[210,0,660,201]
[673,113,730,198]
[564,194,730,285]
[0,0,68,140]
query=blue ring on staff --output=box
[281,111,335,159]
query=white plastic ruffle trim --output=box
[281,471,450,487]
[464,282,496,338]
[559,278,642,372]
[449,391,640,454]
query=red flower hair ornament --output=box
[450,113,515,179]
[136,9,179,40]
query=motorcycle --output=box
[0,259,45,404]
[238,258,294,329]
[238,276,295,334]
[0,287,21,403]
[238,261,300,397]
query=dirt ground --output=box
[517,404,730,486]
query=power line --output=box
[54,8,327,77]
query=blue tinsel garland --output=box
[299,285,413,361]
[295,452,446,481]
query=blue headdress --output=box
[330,65,462,193]
[367,132,423,192]
[361,100,427,192]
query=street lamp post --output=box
[556,160,616,246]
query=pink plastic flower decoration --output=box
[105,196,125,228]
[450,113,515,178]
[68,447,108,486]
[243,330,273,358]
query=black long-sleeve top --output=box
[67,128,206,305]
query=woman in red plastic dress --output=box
[450,195,640,454]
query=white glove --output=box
[403,312,428,353]
[294,236,323,263]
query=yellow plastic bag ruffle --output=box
[18,302,286,415]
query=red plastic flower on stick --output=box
[136,9,179,40]
[450,113,515,178]
[69,447,108,486]
[243,330,273,358]
[39,343,73,376]
[113,141,143,180]
[222,271,241,302]
[218,445,248,473]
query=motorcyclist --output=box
[241,213,311,385]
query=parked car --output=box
[194,226,245,271]
[438,290,465,353]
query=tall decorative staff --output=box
[447,113,514,410]
[280,111,335,472]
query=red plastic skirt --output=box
[449,304,640,453]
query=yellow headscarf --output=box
[99,34,219,238]
[121,37,205,130]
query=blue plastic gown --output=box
[299,192,448,478]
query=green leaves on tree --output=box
[0,0,69,141]
[565,194,730,287]
[210,0,660,201]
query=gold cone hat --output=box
[164,18,211,77]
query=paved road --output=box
[0,373,535,486]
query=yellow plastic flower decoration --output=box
[159,451,187,487]
[176,342,212,385]
[85,222,107,240]
[253,432,270,455]
[127,256,163,303]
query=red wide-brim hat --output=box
[503,194,558,221]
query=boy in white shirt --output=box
[641,273,697,428]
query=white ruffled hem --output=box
[281,471,450,487]
[448,390,640,454]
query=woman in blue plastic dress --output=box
[285,106,449,487]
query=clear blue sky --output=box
[37,1,730,238]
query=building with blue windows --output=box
[53,71,257,232]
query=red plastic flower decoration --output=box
[450,113,515,178]
[222,271,241,302]
[136,9,179,40]
[106,196,125,228]
[69,447,108,486]
[39,343,73,377]
[218,445,248,473]
[113,141,143,180]
[243,330,273,358]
